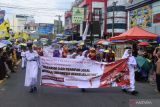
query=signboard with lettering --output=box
[72,7,84,24]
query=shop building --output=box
[126,0,160,34]
[106,0,128,36]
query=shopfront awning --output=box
[109,26,158,41]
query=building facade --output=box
[65,0,107,40]
[64,11,72,36]
[126,0,160,34]
[106,0,128,36]
[54,19,62,34]
[24,21,38,32]
[65,0,129,40]
[10,15,34,32]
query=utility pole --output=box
[90,0,94,46]
[90,12,94,46]
[99,10,102,39]
[56,15,62,34]
[112,1,118,37]
[12,15,14,33]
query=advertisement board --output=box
[38,23,54,34]
[129,5,152,28]
[72,7,84,24]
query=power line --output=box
[5,12,58,17]
[0,3,69,11]
[1,7,65,17]
[0,5,66,16]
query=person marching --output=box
[21,46,26,69]
[88,48,97,61]
[62,45,69,58]
[122,47,138,95]
[24,43,39,93]
[105,48,115,63]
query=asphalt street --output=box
[0,67,160,107]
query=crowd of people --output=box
[22,43,117,93]
[0,43,22,81]
[0,40,160,95]
[48,44,116,62]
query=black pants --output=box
[6,60,14,72]
[156,74,160,92]
[0,64,6,80]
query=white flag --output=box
[82,21,89,41]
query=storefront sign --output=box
[72,7,84,24]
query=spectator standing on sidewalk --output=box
[0,48,7,81]
[156,51,160,93]
[21,46,26,69]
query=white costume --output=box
[122,49,137,92]
[82,50,87,56]
[75,55,85,60]
[21,51,26,68]
[24,50,39,87]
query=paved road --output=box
[0,68,160,107]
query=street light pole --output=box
[112,1,117,37]
[99,10,102,39]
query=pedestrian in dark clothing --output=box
[156,51,160,92]
[0,48,7,80]
[105,48,115,63]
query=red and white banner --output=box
[40,57,129,88]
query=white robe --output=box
[21,51,26,68]
[24,50,39,87]
[75,55,85,60]
[122,49,137,91]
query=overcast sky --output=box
[0,0,75,23]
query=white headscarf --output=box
[122,49,137,66]
[122,49,130,59]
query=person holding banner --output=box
[105,48,115,63]
[122,47,138,95]
[75,49,85,60]
[88,48,97,61]
[62,45,69,58]
[24,43,39,93]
